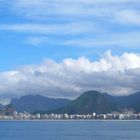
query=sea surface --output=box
[0,120,140,140]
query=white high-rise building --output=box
[13,111,18,119]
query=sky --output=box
[0,0,140,102]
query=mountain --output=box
[4,91,140,114]
[107,92,140,107]
[107,91,140,112]
[46,91,118,114]
[122,92,140,112]
[0,104,3,110]
[10,95,71,113]
[42,91,140,114]
[0,104,14,115]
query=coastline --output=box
[0,119,140,122]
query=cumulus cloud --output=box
[0,51,140,99]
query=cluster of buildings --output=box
[0,111,140,120]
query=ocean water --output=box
[0,120,140,140]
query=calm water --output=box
[0,120,140,140]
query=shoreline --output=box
[0,119,140,122]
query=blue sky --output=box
[0,0,140,100]
[0,0,140,71]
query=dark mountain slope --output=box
[10,95,71,113]
[5,91,140,114]
[107,92,140,109]
[46,91,118,114]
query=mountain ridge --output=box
[1,91,140,115]
[45,91,118,114]
[10,94,71,113]
[37,91,140,114]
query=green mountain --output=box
[46,91,118,114]
[3,91,140,115]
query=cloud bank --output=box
[0,51,140,99]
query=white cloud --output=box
[54,32,140,48]
[0,99,10,106]
[25,36,48,46]
[1,22,140,48]
[115,10,140,26]
[1,0,140,48]
[10,0,140,24]
[0,22,100,35]
[0,1,131,28]
[0,51,140,99]
[0,1,140,98]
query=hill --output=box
[42,91,140,114]
[10,95,71,113]
[3,91,140,114]
[46,91,118,114]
